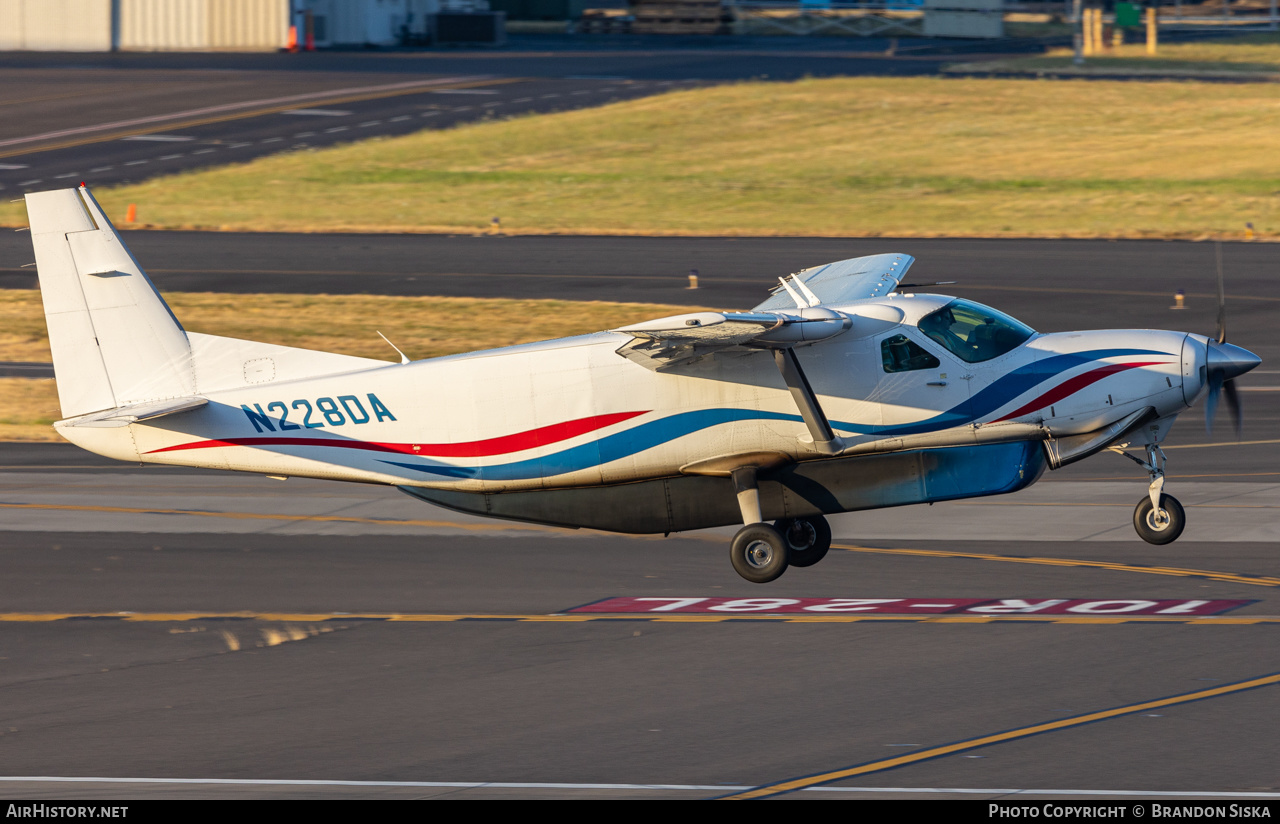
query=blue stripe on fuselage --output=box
[382,348,1170,480]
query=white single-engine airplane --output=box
[24,186,1261,582]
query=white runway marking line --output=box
[89,166,113,171]
[53,172,78,179]
[291,132,315,138]
[512,97,534,103]
[280,109,352,117]
[124,160,148,166]
[0,163,28,170]
[119,134,193,142]
[190,149,215,155]
[259,137,283,143]
[431,89,499,95]
[389,116,411,122]
[17,180,42,186]
[358,121,382,127]
[323,127,347,133]
[0,778,1276,798]
[159,154,184,160]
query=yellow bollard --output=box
[688,269,699,290]
[1082,8,1095,57]
[1171,290,1185,310]
[488,216,501,235]
[1094,8,1105,54]
[1245,222,1255,241]
[1146,6,1157,56]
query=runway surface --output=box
[0,230,1277,798]
[0,448,1277,799]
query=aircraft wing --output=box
[613,310,849,371]
[752,253,914,311]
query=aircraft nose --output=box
[1207,341,1261,382]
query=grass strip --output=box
[947,32,1280,77]
[2,75,1278,239]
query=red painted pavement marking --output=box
[568,597,1255,616]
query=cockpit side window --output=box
[881,333,941,373]
[917,299,1035,364]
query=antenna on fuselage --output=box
[377,331,411,365]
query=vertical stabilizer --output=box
[25,186,194,418]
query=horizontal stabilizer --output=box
[59,397,208,429]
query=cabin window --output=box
[917,299,1034,363]
[881,334,941,373]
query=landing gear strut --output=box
[728,466,789,583]
[1114,442,1186,545]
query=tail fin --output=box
[25,186,194,418]
[26,186,391,425]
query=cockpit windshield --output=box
[917,299,1035,363]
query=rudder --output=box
[25,186,194,418]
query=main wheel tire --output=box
[1133,494,1186,545]
[774,515,832,568]
[730,523,789,584]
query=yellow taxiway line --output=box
[723,671,1280,800]
[834,544,1280,588]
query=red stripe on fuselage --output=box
[145,410,649,457]
[993,362,1168,422]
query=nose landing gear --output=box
[1113,442,1186,545]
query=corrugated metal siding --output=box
[119,0,207,50]
[207,0,289,49]
[118,0,287,50]
[0,0,112,51]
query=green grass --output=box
[4,75,1280,238]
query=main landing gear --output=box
[1115,442,1186,545]
[727,466,832,583]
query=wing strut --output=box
[773,349,843,456]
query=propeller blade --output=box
[1215,241,1227,344]
[1224,378,1243,438]
[1204,372,1222,434]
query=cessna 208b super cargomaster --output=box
[25,186,1261,582]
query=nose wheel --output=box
[1113,442,1187,545]
[1133,494,1186,545]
